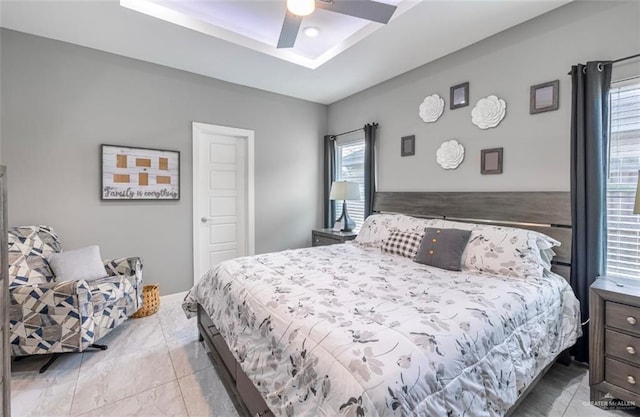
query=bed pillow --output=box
[355,214,398,247]
[539,247,557,271]
[48,245,108,282]
[381,230,424,259]
[429,219,560,279]
[355,214,439,248]
[414,228,472,271]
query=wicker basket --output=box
[131,284,160,318]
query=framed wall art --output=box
[481,148,503,175]
[530,80,559,114]
[101,144,180,200]
[450,82,469,109]
[401,135,416,157]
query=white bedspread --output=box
[183,242,581,417]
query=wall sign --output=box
[101,144,180,200]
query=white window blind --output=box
[335,132,365,229]
[607,81,640,279]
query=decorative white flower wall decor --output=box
[436,139,465,169]
[419,94,445,123]
[471,95,506,129]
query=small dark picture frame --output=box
[481,148,503,175]
[401,135,415,157]
[450,82,469,109]
[530,80,559,114]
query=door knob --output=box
[201,217,209,223]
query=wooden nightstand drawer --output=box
[311,229,357,247]
[606,329,640,365]
[606,357,640,395]
[313,235,340,246]
[606,301,640,335]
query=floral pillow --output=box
[429,219,560,279]
[355,214,438,248]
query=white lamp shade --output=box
[287,0,315,16]
[635,170,640,215]
[329,181,360,201]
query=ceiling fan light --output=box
[287,0,315,16]
[303,26,320,38]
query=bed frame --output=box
[197,191,573,417]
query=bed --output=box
[183,191,582,417]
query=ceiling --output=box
[123,0,411,68]
[0,0,572,104]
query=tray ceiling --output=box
[121,0,411,68]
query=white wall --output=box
[0,29,327,295]
[327,1,640,192]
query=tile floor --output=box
[11,292,240,417]
[9,292,640,417]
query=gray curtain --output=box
[364,123,378,217]
[570,61,612,363]
[323,135,336,228]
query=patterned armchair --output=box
[7,225,143,356]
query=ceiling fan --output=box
[277,0,398,48]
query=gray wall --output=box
[327,1,640,192]
[0,29,327,295]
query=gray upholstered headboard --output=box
[373,191,572,280]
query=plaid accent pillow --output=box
[381,230,424,258]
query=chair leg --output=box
[39,354,61,374]
[34,344,108,373]
[89,343,108,351]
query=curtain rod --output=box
[330,127,363,139]
[568,53,640,75]
[610,53,640,65]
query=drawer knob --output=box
[628,316,637,325]
[627,346,637,355]
[628,376,637,385]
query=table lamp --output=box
[329,181,361,232]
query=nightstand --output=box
[590,276,640,409]
[312,228,357,247]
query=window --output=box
[335,133,365,229]
[607,82,640,279]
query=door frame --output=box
[192,122,255,284]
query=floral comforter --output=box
[183,242,581,417]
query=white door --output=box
[193,123,254,283]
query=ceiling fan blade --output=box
[277,11,303,48]
[315,0,397,24]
